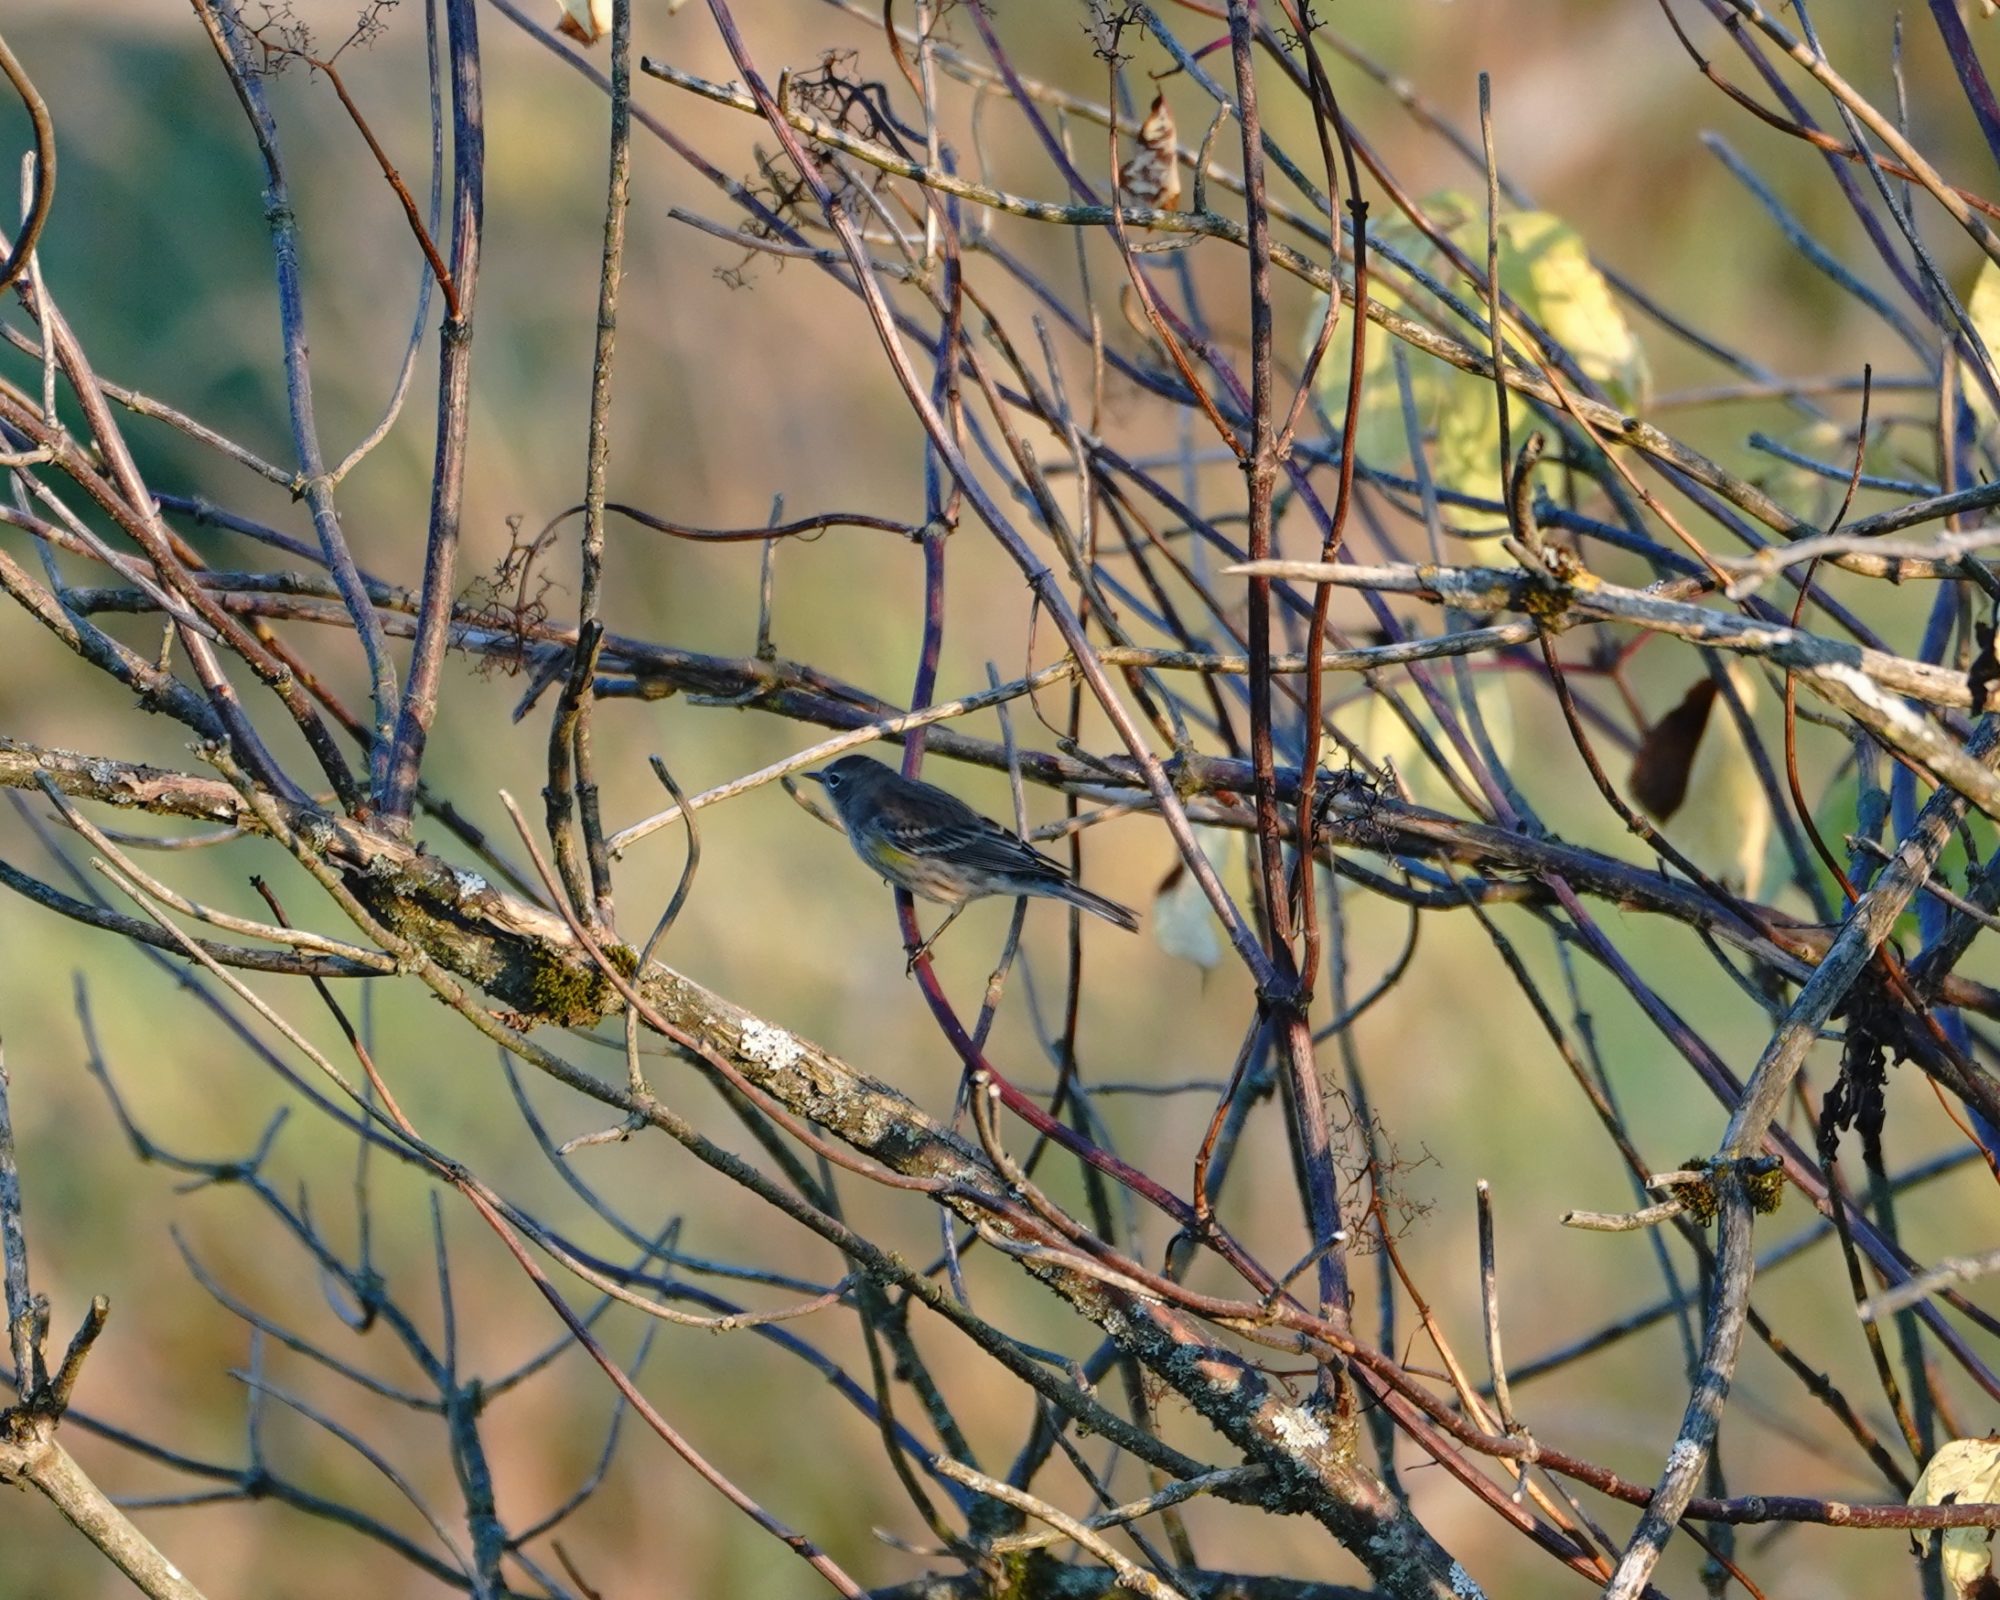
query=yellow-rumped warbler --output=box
[803,755,1140,945]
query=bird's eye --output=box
[823,772,842,791]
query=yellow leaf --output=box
[1910,1436,2000,1597]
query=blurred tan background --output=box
[1,2,1997,1597]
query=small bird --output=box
[803,754,1139,960]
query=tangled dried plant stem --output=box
[6,4,2000,1597]
[0,1044,205,1600]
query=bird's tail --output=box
[1055,880,1141,933]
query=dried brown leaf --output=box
[1630,678,1719,823]
[1118,94,1181,211]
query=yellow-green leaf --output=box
[1755,417,1918,525]
[1500,209,1648,413]
[1152,825,1246,970]
[1968,259,2000,444]
[1308,191,1648,534]
[1355,666,1516,814]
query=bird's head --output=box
[802,753,893,809]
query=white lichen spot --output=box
[1448,1559,1484,1597]
[1270,1405,1331,1454]
[451,867,490,899]
[1666,1438,1705,1474]
[1818,661,1897,716]
[738,1018,803,1071]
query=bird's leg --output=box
[905,901,968,975]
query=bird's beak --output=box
[801,770,826,785]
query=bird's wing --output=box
[875,811,1067,881]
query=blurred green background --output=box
[1,2,1997,1597]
